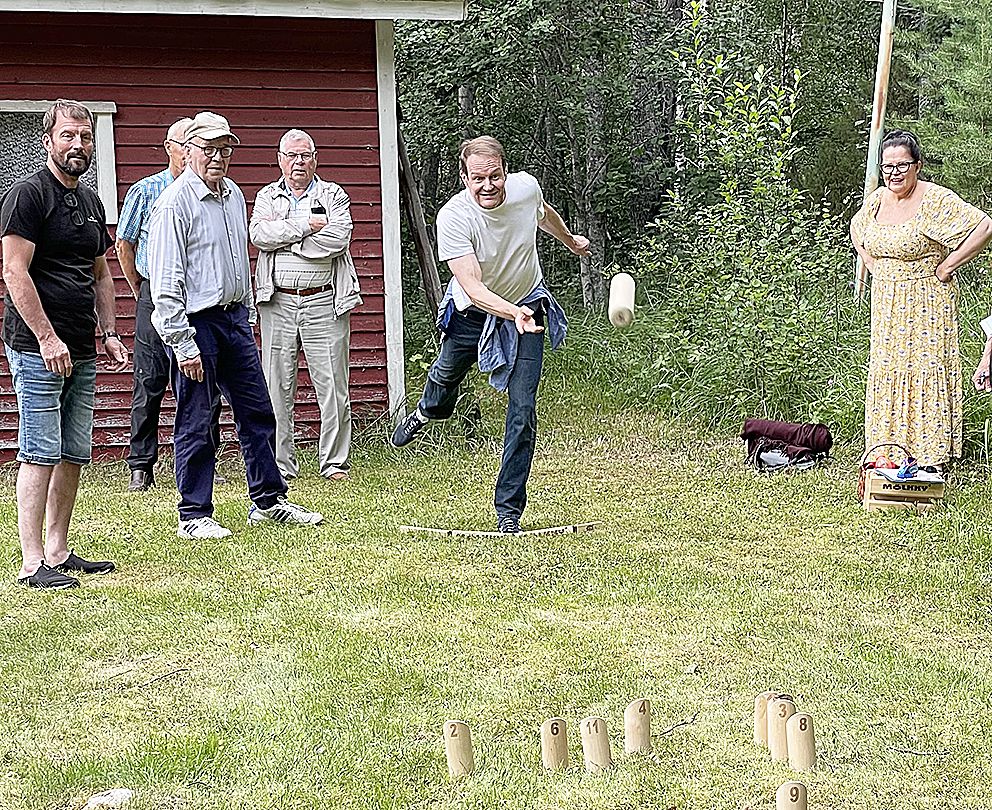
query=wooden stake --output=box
[579,716,613,773]
[786,712,817,771]
[754,691,775,746]
[443,720,474,778]
[400,522,602,538]
[776,780,808,810]
[623,698,651,753]
[768,697,796,762]
[540,717,569,770]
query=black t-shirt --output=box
[1,168,113,362]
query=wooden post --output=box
[768,697,796,762]
[624,698,651,754]
[397,124,444,317]
[540,717,569,770]
[855,0,898,299]
[579,716,613,773]
[776,781,808,810]
[754,691,776,746]
[786,713,817,771]
[443,720,474,778]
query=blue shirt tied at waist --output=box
[436,281,568,392]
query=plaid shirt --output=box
[117,167,174,278]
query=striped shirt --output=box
[148,166,253,360]
[116,167,174,278]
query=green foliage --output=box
[899,0,992,211]
[599,4,870,434]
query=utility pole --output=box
[855,0,897,299]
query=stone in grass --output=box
[84,788,135,809]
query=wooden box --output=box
[862,471,944,512]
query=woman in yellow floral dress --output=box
[851,130,992,467]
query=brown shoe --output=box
[327,471,350,481]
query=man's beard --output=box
[54,150,92,177]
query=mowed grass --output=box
[1,393,991,810]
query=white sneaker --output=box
[247,498,323,526]
[178,516,233,539]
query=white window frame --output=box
[0,100,119,224]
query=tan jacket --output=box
[249,175,362,316]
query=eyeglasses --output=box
[64,191,84,227]
[189,143,235,159]
[167,138,185,147]
[880,161,917,176]
[280,151,315,162]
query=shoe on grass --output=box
[178,516,233,540]
[54,550,115,574]
[391,408,429,448]
[17,563,79,589]
[497,515,521,534]
[248,497,323,525]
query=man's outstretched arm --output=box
[538,202,591,256]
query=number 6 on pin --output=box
[540,717,569,770]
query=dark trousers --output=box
[128,279,222,473]
[170,305,286,520]
[418,307,545,519]
[127,279,170,472]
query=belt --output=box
[274,283,334,297]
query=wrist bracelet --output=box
[101,332,120,344]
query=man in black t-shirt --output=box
[1,99,129,589]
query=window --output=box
[0,100,118,224]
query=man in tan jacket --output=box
[250,129,362,481]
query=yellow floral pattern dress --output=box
[851,184,985,466]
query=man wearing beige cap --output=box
[117,116,192,492]
[148,111,323,540]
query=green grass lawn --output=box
[1,397,990,809]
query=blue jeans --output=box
[418,307,545,520]
[5,345,96,465]
[169,305,287,521]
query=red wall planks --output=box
[0,12,389,462]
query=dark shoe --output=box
[54,551,116,575]
[127,469,154,491]
[17,563,79,589]
[391,408,429,448]
[497,515,521,534]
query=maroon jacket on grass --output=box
[740,419,833,464]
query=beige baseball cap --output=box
[185,111,240,144]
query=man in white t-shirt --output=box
[390,136,590,533]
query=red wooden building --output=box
[0,0,463,462]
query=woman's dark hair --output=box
[880,129,923,164]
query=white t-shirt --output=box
[436,171,546,309]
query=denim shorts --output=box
[5,345,96,465]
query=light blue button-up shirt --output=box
[148,166,254,360]
[117,167,174,278]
